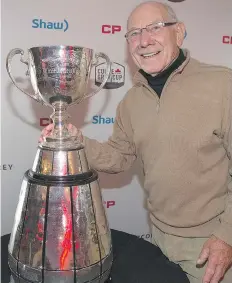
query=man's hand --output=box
[38,123,82,143]
[197,235,232,283]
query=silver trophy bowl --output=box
[7,45,111,149]
[6,45,113,283]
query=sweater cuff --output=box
[213,222,232,247]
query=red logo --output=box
[104,201,115,208]
[102,25,121,34]
[40,118,52,127]
[222,36,232,44]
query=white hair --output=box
[127,1,180,29]
[130,1,179,22]
[162,3,179,22]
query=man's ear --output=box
[176,22,186,47]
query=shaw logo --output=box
[222,36,232,44]
[104,201,115,208]
[32,19,69,32]
[92,115,115,125]
[102,25,122,34]
[1,164,14,171]
[95,62,125,89]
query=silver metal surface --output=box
[40,149,53,175]
[101,253,113,274]
[18,262,42,282]
[68,148,89,174]
[100,269,112,283]
[72,183,101,267]
[32,149,42,172]
[8,253,18,275]
[6,45,111,150]
[52,151,67,176]
[7,45,112,283]
[18,183,47,269]
[6,46,111,106]
[90,181,111,259]
[75,264,101,283]
[78,148,90,172]
[43,270,75,283]
[9,176,113,282]
[32,147,90,175]
[8,179,30,258]
[45,186,74,270]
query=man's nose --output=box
[139,29,152,47]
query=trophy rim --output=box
[29,45,94,52]
[27,44,94,107]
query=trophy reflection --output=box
[6,45,113,283]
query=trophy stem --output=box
[50,101,70,140]
[41,101,82,150]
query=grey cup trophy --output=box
[6,45,113,283]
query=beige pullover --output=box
[84,50,232,246]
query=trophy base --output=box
[8,166,113,283]
[9,270,112,283]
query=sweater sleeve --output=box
[213,70,232,246]
[83,99,137,173]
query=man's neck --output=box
[151,50,181,77]
[139,49,186,97]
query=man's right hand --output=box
[39,123,54,143]
[38,123,83,143]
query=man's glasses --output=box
[125,21,177,42]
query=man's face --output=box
[127,4,185,75]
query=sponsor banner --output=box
[102,25,122,34]
[32,18,69,32]
[92,115,115,125]
[40,116,116,126]
[1,0,232,238]
[0,164,14,171]
[139,233,152,240]
[104,200,116,208]
[138,233,152,242]
[222,36,232,45]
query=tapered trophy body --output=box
[6,45,112,283]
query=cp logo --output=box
[102,25,121,34]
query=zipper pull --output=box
[156,102,160,112]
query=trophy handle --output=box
[6,48,43,103]
[83,52,111,100]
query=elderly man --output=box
[41,1,232,283]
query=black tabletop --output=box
[1,229,190,283]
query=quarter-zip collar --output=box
[133,49,191,89]
[139,49,186,97]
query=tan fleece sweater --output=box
[84,50,232,246]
